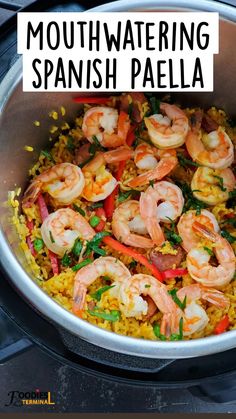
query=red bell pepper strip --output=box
[104,125,137,219]
[73,96,111,104]
[94,208,106,232]
[37,194,59,275]
[161,268,188,279]
[104,187,118,220]
[26,219,36,257]
[102,236,163,282]
[214,315,230,335]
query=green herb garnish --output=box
[87,202,103,210]
[149,180,155,187]
[118,189,139,203]
[129,260,137,269]
[84,231,110,257]
[72,258,93,272]
[66,136,75,152]
[91,285,115,302]
[176,182,207,215]
[33,238,44,252]
[90,216,101,228]
[213,175,227,192]
[61,252,71,267]
[221,230,236,244]
[73,204,85,216]
[170,317,183,341]
[227,190,236,208]
[145,284,151,288]
[92,135,106,151]
[153,323,166,341]
[168,289,187,310]
[72,238,83,257]
[177,152,202,169]
[88,308,121,322]
[203,246,214,256]
[149,97,160,114]
[41,150,55,163]
[49,231,55,243]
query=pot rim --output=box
[1,0,236,359]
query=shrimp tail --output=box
[72,283,87,315]
[192,221,217,242]
[128,156,177,188]
[201,288,230,309]
[104,146,133,164]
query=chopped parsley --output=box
[149,96,160,114]
[49,231,55,243]
[72,238,83,257]
[118,189,139,203]
[92,135,106,151]
[61,252,71,267]
[88,308,121,322]
[73,204,85,216]
[66,136,75,152]
[91,285,116,302]
[221,230,236,244]
[213,175,227,192]
[71,258,93,272]
[153,323,166,341]
[177,152,202,169]
[203,246,214,256]
[84,231,110,257]
[164,218,182,246]
[87,202,103,210]
[168,289,187,310]
[129,260,137,269]
[41,150,55,164]
[176,182,207,215]
[170,317,183,341]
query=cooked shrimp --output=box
[112,200,154,248]
[41,208,95,256]
[191,167,235,205]
[177,210,219,252]
[144,103,189,149]
[139,181,184,246]
[72,256,131,315]
[22,163,85,208]
[104,145,133,164]
[82,152,117,202]
[177,284,230,310]
[187,222,236,287]
[117,274,179,334]
[127,149,177,188]
[186,126,234,169]
[82,107,130,148]
[176,284,229,336]
[134,143,159,170]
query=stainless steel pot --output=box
[0,0,236,359]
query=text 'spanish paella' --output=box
[10,93,236,341]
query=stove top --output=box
[1,0,236,412]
